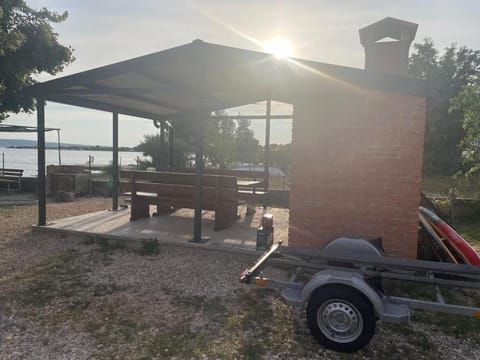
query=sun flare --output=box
[263,38,294,58]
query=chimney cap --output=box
[359,17,418,47]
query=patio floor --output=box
[34,205,289,253]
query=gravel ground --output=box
[0,197,479,359]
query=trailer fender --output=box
[300,269,385,317]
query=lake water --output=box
[0,147,146,176]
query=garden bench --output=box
[120,170,238,230]
[0,168,23,191]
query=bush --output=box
[141,238,160,255]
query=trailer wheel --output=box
[306,284,376,352]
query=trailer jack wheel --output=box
[306,285,376,352]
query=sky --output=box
[3,0,480,147]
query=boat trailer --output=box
[239,237,480,352]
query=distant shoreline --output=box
[6,146,137,152]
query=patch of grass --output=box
[238,342,266,360]
[141,323,211,359]
[382,280,436,301]
[97,237,126,253]
[382,280,480,343]
[14,249,90,307]
[0,207,13,217]
[176,295,227,321]
[414,311,480,342]
[140,238,160,255]
[383,322,436,351]
[138,295,228,359]
[357,322,440,360]
[84,305,147,347]
[455,221,480,248]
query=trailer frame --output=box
[240,239,480,352]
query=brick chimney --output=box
[359,17,418,76]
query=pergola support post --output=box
[168,124,175,171]
[37,97,47,226]
[57,129,62,165]
[192,110,208,243]
[112,112,119,210]
[263,98,271,208]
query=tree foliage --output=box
[205,116,237,169]
[450,82,480,176]
[409,39,480,176]
[0,0,74,120]
[233,118,259,164]
[137,114,260,170]
[262,143,291,173]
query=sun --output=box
[263,38,294,58]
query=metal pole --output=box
[160,121,166,170]
[88,155,93,195]
[192,39,208,243]
[57,129,61,165]
[193,111,205,242]
[264,99,271,208]
[168,124,175,171]
[2,152,4,172]
[37,97,46,225]
[112,112,119,210]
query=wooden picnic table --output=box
[237,180,263,215]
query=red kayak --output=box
[419,207,480,266]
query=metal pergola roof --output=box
[26,40,427,120]
[28,39,428,242]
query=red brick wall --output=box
[288,89,426,258]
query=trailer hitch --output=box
[240,240,283,284]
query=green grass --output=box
[13,249,90,307]
[423,175,480,198]
[455,221,480,248]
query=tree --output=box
[450,82,480,177]
[265,143,291,173]
[205,115,237,169]
[205,115,260,168]
[235,118,259,164]
[137,114,260,170]
[136,133,164,169]
[0,0,74,121]
[136,119,195,170]
[409,39,480,176]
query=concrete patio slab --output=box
[33,205,289,254]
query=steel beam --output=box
[46,95,178,122]
[112,112,119,210]
[193,110,205,242]
[54,85,187,113]
[36,98,46,226]
[168,124,175,171]
[263,98,271,208]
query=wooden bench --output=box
[0,168,23,191]
[120,170,239,230]
[176,168,267,214]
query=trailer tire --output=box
[306,284,376,352]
